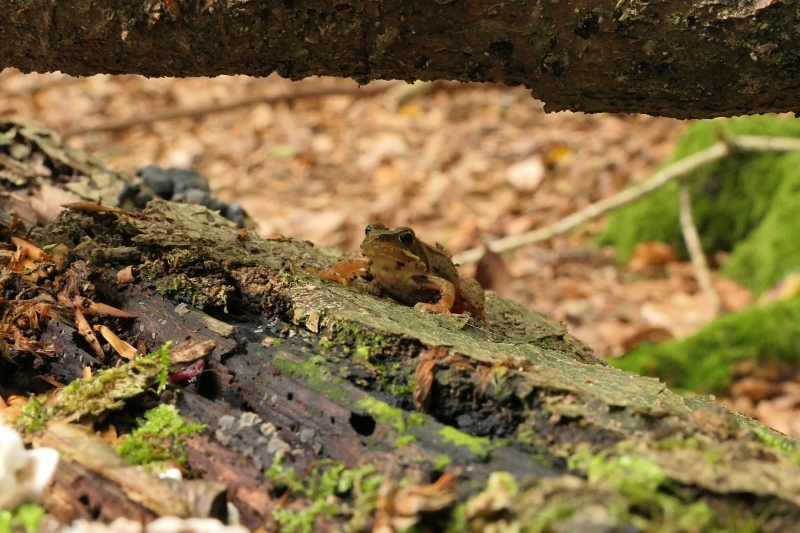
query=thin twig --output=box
[453,134,800,265]
[64,81,402,137]
[677,179,720,314]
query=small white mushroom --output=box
[0,424,59,510]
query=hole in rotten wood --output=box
[79,495,101,520]
[330,416,336,424]
[287,392,294,401]
[349,412,376,436]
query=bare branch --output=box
[677,179,720,315]
[454,135,800,265]
[64,81,401,137]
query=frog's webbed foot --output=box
[308,258,370,287]
[412,275,456,316]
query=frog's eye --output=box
[397,230,415,247]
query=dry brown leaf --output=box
[11,236,49,262]
[168,339,216,371]
[0,337,12,363]
[61,201,120,213]
[95,325,138,360]
[373,472,457,533]
[731,377,782,403]
[117,265,137,284]
[74,307,105,362]
[620,326,673,352]
[37,376,66,388]
[81,301,138,319]
[629,241,676,270]
[714,278,752,311]
[413,355,436,413]
[474,249,511,297]
[48,243,70,272]
[100,424,119,445]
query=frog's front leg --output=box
[412,274,456,315]
[309,258,370,286]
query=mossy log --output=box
[1,0,799,118]
[3,122,800,531]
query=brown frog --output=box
[311,222,486,321]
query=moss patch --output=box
[266,454,383,533]
[14,346,173,434]
[438,426,498,460]
[272,353,349,404]
[117,404,206,468]
[599,115,800,294]
[0,504,45,533]
[610,298,800,395]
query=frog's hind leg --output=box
[308,258,370,286]
[412,275,456,316]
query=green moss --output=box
[751,425,798,455]
[588,453,666,495]
[610,298,800,395]
[117,404,206,467]
[266,454,382,533]
[434,454,452,470]
[354,396,406,432]
[581,451,715,532]
[14,347,173,435]
[154,341,172,393]
[394,434,417,447]
[599,115,800,294]
[330,322,390,360]
[0,504,45,533]
[723,155,800,294]
[273,353,349,404]
[438,426,497,460]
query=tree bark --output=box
[1,0,797,119]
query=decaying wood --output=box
[0,1,798,118]
[4,120,800,531]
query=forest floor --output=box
[0,69,794,439]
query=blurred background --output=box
[5,69,796,436]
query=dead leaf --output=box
[506,155,546,192]
[81,301,138,319]
[95,325,138,360]
[714,278,752,311]
[62,201,120,213]
[11,236,49,262]
[74,307,105,362]
[117,265,137,285]
[413,355,436,413]
[629,241,676,270]
[474,249,512,298]
[373,472,457,533]
[168,338,216,372]
[37,376,66,388]
[731,377,781,403]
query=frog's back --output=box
[423,244,460,286]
